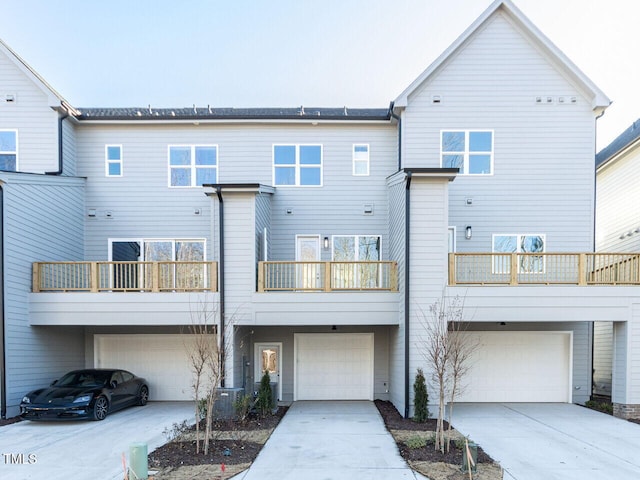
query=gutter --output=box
[215,187,226,387]
[404,171,412,418]
[45,111,69,176]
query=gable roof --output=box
[0,38,78,114]
[393,0,610,112]
[596,119,640,170]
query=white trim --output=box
[448,226,456,253]
[352,143,370,176]
[105,144,123,177]
[440,130,494,175]
[272,144,323,187]
[168,144,218,188]
[254,342,283,401]
[108,237,207,261]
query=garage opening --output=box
[294,333,374,401]
[455,331,572,403]
[94,334,215,401]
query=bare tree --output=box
[418,293,476,454]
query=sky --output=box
[0,0,637,150]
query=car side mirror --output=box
[50,380,58,386]
[110,380,118,389]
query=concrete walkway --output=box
[452,403,640,480]
[234,401,426,480]
[0,402,194,480]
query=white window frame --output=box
[440,130,494,175]
[272,144,323,187]
[331,235,382,261]
[0,129,18,171]
[108,238,207,261]
[352,144,370,176]
[168,144,218,188]
[492,233,546,274]
[105,144,123,177]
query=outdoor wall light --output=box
[465,226,472,240]
[324,236,329,249]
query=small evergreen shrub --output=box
[233,393,253,423]
[255,371,274,416]
[413,368,429,422]
[405,435,427,449]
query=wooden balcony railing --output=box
[449,253,640,286]
[33,261,218,292]
[258,261,398,292]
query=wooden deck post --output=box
[324,262,331,292]
[257,262,265,292]
[90,262,98,292]
[510,254,518,285]
[578,253,587,286]
[32,263,40,292]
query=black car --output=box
[20,369,149,421]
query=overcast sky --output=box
[0,0,637,150]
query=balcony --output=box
[32,261,218,293]
[257,261,398,292]
[449,253,640,286]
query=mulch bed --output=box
[374,399,493,465]
[149,406,288,468]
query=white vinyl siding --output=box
[105,145,122,177]
[353,144,370,176]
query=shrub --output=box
[585,399,613,415]
[413,368,429,422]
[405,435,428,449]
[255,371,274,417]
[162,419,190,442]
[234,393,253,423]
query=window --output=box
[353,144,369,176]
[0,130,17,171]
[273,144,322,186]
[441,130,493,174]
[332,235,382,289]
[493,234,545,273]
[105,145,122,176]
[169,145,217,187]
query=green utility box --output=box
[129,442,148,480]
[461,441,478,473]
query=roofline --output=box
[596,135,640,172]
[203,184,275,195]
[393,0,610,112]
[73,117,392,126]
[0,38,79,114]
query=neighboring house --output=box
[2,0,640,421]
[593,119,640,398]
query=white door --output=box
[94,334,215,401]
[455,331,571,403]
[295,333,374,400]
[255,343,282,401]
[295,235,321,289]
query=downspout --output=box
[45,111,69,176]
[0,186,5,418]
[404,171,412,418]
[591,108,606,399]
[389,102,402,171]
[215,187,226,388]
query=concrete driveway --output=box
[0,401,193,480]
[452,403,640,480]
[235,401,426,480]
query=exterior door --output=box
[255,343,282,401]
[110,240,141,289]
[295,235,321,289]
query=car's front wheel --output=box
[92,396,109,421]
[137,385,149,406]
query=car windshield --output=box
[56,371,111,388]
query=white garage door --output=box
[295,333,374,401]
[456,331,571,403]
[94,334,214,401]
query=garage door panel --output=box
[456,332,571,403]
[295,333,373,401]
[95,334,214,401]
